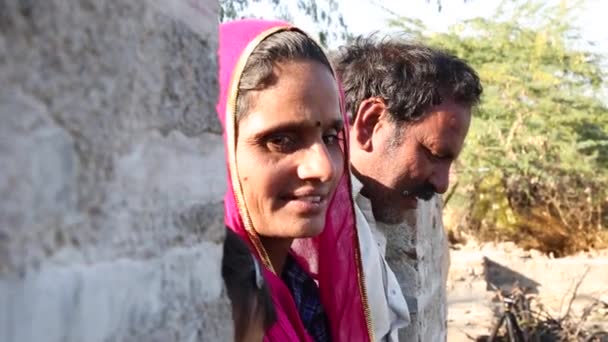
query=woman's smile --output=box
[279,189,330,215]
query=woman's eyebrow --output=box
[251,117,344,137]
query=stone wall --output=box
[0,0,231,341]
[383,195,449,342]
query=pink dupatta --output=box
[217,19,372,342]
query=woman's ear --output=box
[351,97,387,152]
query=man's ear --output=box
[351,97,387,152]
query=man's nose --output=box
[429,163,450,194]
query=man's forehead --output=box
[422,102,471,131]
[417,105,471,148]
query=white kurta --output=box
[351,175,411,341]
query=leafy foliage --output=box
[219,0,463,46]
[391,0,608,254]
[219,0,349,47]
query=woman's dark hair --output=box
[236,29,333,121]
[332,36,483,124]
[222,228,276,341]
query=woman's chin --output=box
[296,225,325,238]
[297,214,329,237]
[264,208,328,239]
[284,219,326,239]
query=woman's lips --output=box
[281,193,328,214]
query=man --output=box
[332,38,482,341]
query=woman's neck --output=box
[259,236,293,274]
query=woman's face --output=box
[235,59,344,239]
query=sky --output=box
[245,0,608,55]
[338,0,607,53]
[241,0,607,101]
[340,0,608,100]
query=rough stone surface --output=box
[0,0,231,340]
[383,195,449,342]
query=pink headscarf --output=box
[217,19,372,341]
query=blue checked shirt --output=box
[281,255,331,342]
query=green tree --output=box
[219,0,349,47]
[219,0,469,47]
[390,0,608,254]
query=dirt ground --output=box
[446,239,608,341]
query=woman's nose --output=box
[296,143,337,183]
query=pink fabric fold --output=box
[217,19,370,342]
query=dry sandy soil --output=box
[446,240,608,341]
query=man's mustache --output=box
[401,183,436,201]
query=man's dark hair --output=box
[332,36,482,124]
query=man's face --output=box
[351,98,472,224]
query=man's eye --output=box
[424,147,443,161]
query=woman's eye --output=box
[266,134,296,152]
[323,130,341,146]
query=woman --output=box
[217,19,372,341]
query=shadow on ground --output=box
[483,256,541,294]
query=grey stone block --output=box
[0,0,230,340]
